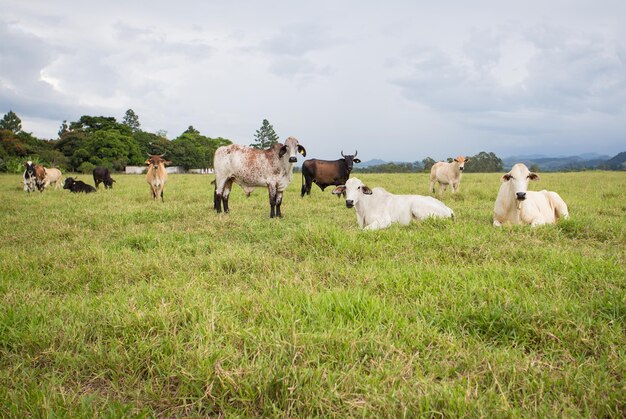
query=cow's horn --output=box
[354,150,358,157]
[341,150,345,157]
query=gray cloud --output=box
[392,24,626,117]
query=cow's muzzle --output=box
[289,157,297,163]
[346,200,354,208]
[516,192,526,200]
[459,167,464,171]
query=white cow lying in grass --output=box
[493,163,569,227]
[333,177,454,230]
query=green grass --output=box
[1,171,624,417]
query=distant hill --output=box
[601,151,626,170]
[502,153,615,171]
[356,152,625,172]
[359,159,387,167]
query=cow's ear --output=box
[332,185,346,195]
[165,160,172,165]
[297,145,306,157]
[279,145,288,158]
[361,185,373,195]
[464,157,470,162]
[144,159,151,165]
[353,158,361,163]
[528,172,540,181]
[501,174,513,182]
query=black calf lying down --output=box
[63,177,96,193]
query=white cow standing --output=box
[429,156,469,196]
[493,163,569,227]
[43,168,63,190]
[332,177,454,230]
[213,136,306,218]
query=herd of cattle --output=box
[21,137,570,229]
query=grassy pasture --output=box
[0,171,624,417]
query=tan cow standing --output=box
[429,156,469,197]
[43,168,63,190]
[145,154,171,201]
[493,163,569,227]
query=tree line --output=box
[0,110,233,173]
[354,152,505,173]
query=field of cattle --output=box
[0,171,624,416]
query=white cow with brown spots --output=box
[213,136,306,218]
[332,177,454,230]
[493,163,569,227]
[429,156,469,196]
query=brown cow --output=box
[145,154,171,201]
[34,164,46,192]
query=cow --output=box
[300,150,361,197]
[332,177,454,230]
[213,136,306,218]
[145,154,171,201]
[43,168,63,190]
[23,161,37,192]
[93,167,116,189]
[493,163,569,227]
[34,164,46,192]
[63,177,97,193]
[429,156,469,197]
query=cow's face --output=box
[501,163,539,202]
[145,155,171,170]
[341,150,361,172]
[24,161,36,177]
[454,156,469,171]
[279,136,306,163]
[63,177,75,190]
[332,177,372,208]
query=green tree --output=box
[170,129,231,170]
[58,120,69,138]
[184,125,200,135]
[250,119,279,149]
[465,151,503,173]
[133,131,171,156]
[0,110,22,133]
[122,109,141,132]
[422,157,436,172]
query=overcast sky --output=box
[1,0,625,161]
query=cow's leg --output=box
[439,183,447,197]
[429,179,436,194]
[214,177,227,213]
[213,188,221,212]
[221,179,233,213]
[160,185,165,202]
[275,190,284,218]
[268,184,277,218]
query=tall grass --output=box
[0,171,624,416]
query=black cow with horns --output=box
[300,150,361,197]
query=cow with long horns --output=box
[300,150,361,197]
